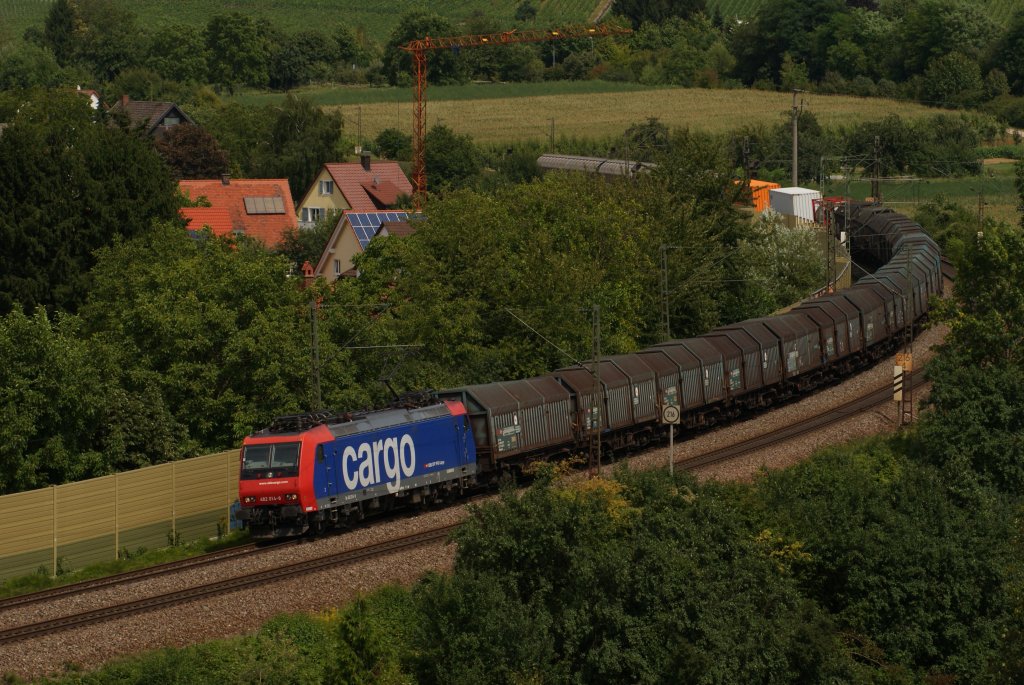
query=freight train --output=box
[237,202,943,538]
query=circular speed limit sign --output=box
[662,405,680,425]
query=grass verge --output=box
[0,530,250,601]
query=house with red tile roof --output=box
[180,207,233,237]
[178,176,297,248]
[296,153,413,227]
[314,212,414,282]
[109,95,194,139]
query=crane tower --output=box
[400,24,632,210]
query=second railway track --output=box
[0,366,932,647]
[0,526,455,645]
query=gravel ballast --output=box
[0,321,950,681]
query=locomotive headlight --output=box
[243,496,256,504]
[285,493,298,501]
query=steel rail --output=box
[0,542,291,612]
[0,369,933,645]
[680,371,928,471]
[0,526,455,645]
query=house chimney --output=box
[221,173,230,186]
[121,94,129,107]
[360,152,371,172]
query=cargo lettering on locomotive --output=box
[341,433,416,493]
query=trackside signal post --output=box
[661,403,681,476]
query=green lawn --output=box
[825,163,1020,225]
[281,84,941,146]
[0,0,598,47]
[232,79,664,107]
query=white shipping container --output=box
[769,187,822,222]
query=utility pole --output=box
[549,118,555,151]
[871,135,881,201]
[357,105,362,153]
[899,249,914,425]
[791,89,802,187]
[592,304,602,476]
[310,300,322,410]
[742,136,751,199]
[659,245,683,340]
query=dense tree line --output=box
[32,166,1024,682]
[6,1,1024,126]
[0,104,828,494]
[38,442,1024,682]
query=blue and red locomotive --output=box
[238,399,477,538]
[239,202,945,539]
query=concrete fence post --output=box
[51,485,57,577]
[114,473,119,560]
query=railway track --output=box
[0,369,926,647]
[679,370,927,471]
[0,541,287,613]
[0,526,455,646]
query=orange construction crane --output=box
[400,24,632,210]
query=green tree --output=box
[374,127,413,160]
[72,0,141,80]
[38,0,141,79]
[145,24,208,83]
[268,29,334,90]
[205,12,271,92]
[40,0,79,67]
[731,213,826,317]
[277,209,340,272]
[825,39,868,80]
[382,10,468,86]
[992,9,1024,95]
[260,95,346,199]
[514,0,538,22]
[921,51,983,105]
[81,223,332,449]
[753,442,1016,678]
[917,222,1024,493]
[729,0,847,85]
[344,172,660,389]
[0,44,64,90]
[613,0,707,27]
[0,91,179,315]
[188,101,272,178]
[410,470,854,683]
[897,0,995,79]
[0,308,181,494]
[424,124,482,192]
[153,123,231,180]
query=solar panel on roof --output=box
[243,196,285,214]
[347,211,409,249]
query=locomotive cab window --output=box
[241,442,300,479]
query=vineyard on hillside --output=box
[706,0,1020,24]
[0,0,598,46]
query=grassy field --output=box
[275,84,943,145]
[0,0,598,46]
[826,163,1020,225]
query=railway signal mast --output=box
[400,23,632,211]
